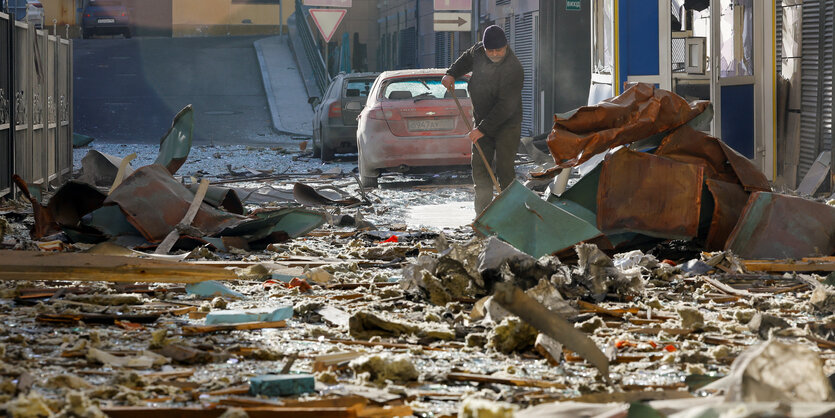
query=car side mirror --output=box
[307,96,319,105]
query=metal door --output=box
[618,0,671,92]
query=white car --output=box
[25,0,43,28]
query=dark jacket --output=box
[446,42,524,137]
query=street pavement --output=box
[73,36,297,146]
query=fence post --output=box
[40,29,47,188]
[53,33,58,186]
[5,12,14,198]
[26,22,33,185]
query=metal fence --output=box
[0,11,73,198]
[294,0,330,95]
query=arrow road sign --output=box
[434,0,471,11]
[309,8,346,42]
[433,12,470,32]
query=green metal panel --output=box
[473,180,603,258]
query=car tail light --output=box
[86,13,91,17]
[121,12,126,16]
[328,102,342,118]
[367,105,400,120]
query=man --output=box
[442,25,524,215]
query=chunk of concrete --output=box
[204,305,293,325]
[349,353,419,384]
[488,317,538,354]
[747,313,790,339]
[249,374,315,397]
[459,396,518,418]
[705,340,833,403]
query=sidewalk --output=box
[254,36,314,137]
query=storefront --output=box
[590,0,776,179]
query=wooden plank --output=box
[699,276,755,297]
[155,178,210,255]
[743,258,835,272]
[182,320,287,335]
[0,250,238,283]
[102,406,360,418]
[446,372,566,389]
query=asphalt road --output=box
[73,36,287,145]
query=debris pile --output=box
[0,87,834,416]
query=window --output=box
[382,77,468,100]
[592,0,614,74]
[719,0,754,77]
[345,79,373,98]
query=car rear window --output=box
[344,79,373,98]
[382,77,468,100]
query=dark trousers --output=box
[472,123,521,215]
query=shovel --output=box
[449,89,502,194]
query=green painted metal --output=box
[153,105,194,175]
[84,205,141,237]
[72,133,95,148]
[726,192,835,259]
[547,163,602,215]
[222,207,326,241]
[473,180,603,258]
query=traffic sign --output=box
[304,0,352,7]
[309,8,346,42]
[433,0,471,11]
[433,12,470,32]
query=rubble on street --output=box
[2,86,835,417]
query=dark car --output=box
[81,0,132,39]
[312,72,379,161]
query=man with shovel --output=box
[442,25,524,215]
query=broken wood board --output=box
[446,372,567,389]
[0,250,238,283]
[743,257,835,272]
[182,320,287,335]
[101,406,360,418]
[699,276,755,297]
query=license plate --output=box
[97,18,115,23]
[407,118,454,132]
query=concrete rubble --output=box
[0,86,835,417]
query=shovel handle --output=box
[450,91,502,195]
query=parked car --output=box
[356,69,473,187]
[81,0,132,39]
[312,72,378,161]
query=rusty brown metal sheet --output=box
[725,192,835,259]
[655,126,770,192]
[546,83,709,169]
[704,179,749,251]
[597,148,704,240]
[105,164,244,243]
[12,175,61,239]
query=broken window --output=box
[592,0,614,75]
[719,0,754,78]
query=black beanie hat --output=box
[482,25,507,49]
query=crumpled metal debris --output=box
[545,83,710,169]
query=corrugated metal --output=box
[434,31,451,68]
[799,0,834,180]
[514,11,534,136]
[776,0,782,77]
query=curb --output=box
[253,37,312,138]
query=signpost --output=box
[433,0,471,11]
[433,12,471,32]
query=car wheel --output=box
[357,145,378,188]
[312,126,322,158]
[320,128,335,162]
[123,28,132,39]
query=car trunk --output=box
[341,78,374,127]
[381,99,472,137]
[341,96,365,127]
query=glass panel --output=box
[592,0,614,74]
[344,79,374,98]
[383,78,468,100]
[719,0,754,78]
